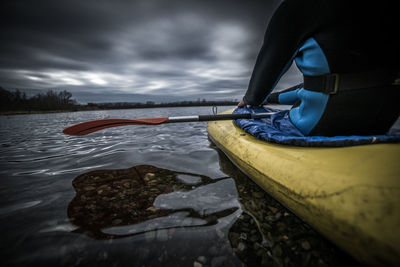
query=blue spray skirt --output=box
[233,107,400,147]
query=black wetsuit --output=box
[243,0,400,136]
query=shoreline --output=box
[0,110,78,116]
[0,103,237,116]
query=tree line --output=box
[0,87,77,112]
[0,87,238,114]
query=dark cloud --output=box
[0,0,301,102]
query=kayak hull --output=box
[207,110,400,266]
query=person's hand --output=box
[237,99,247,108]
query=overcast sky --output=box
[0,0,302,102]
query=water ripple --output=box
[0,106,238,266]
[47,165,109,175]
[0,200,42,216]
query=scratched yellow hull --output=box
[207,110,400,266]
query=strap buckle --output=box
[325,73,340,94]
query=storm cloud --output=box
[0,0,301,102]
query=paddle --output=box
[63,112,274,136]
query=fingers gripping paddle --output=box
[63,112,274,136]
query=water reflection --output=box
[214,146,361,266]
[67,155,360,266]
[68,165,238,240]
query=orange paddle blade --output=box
[63,117,169,136]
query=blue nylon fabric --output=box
[233,107,400,147]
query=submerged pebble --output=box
[197,256,207,264]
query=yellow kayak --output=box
[207,110,400,266]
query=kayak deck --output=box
[207,110,400,266]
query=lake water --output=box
[0,106,362,266]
